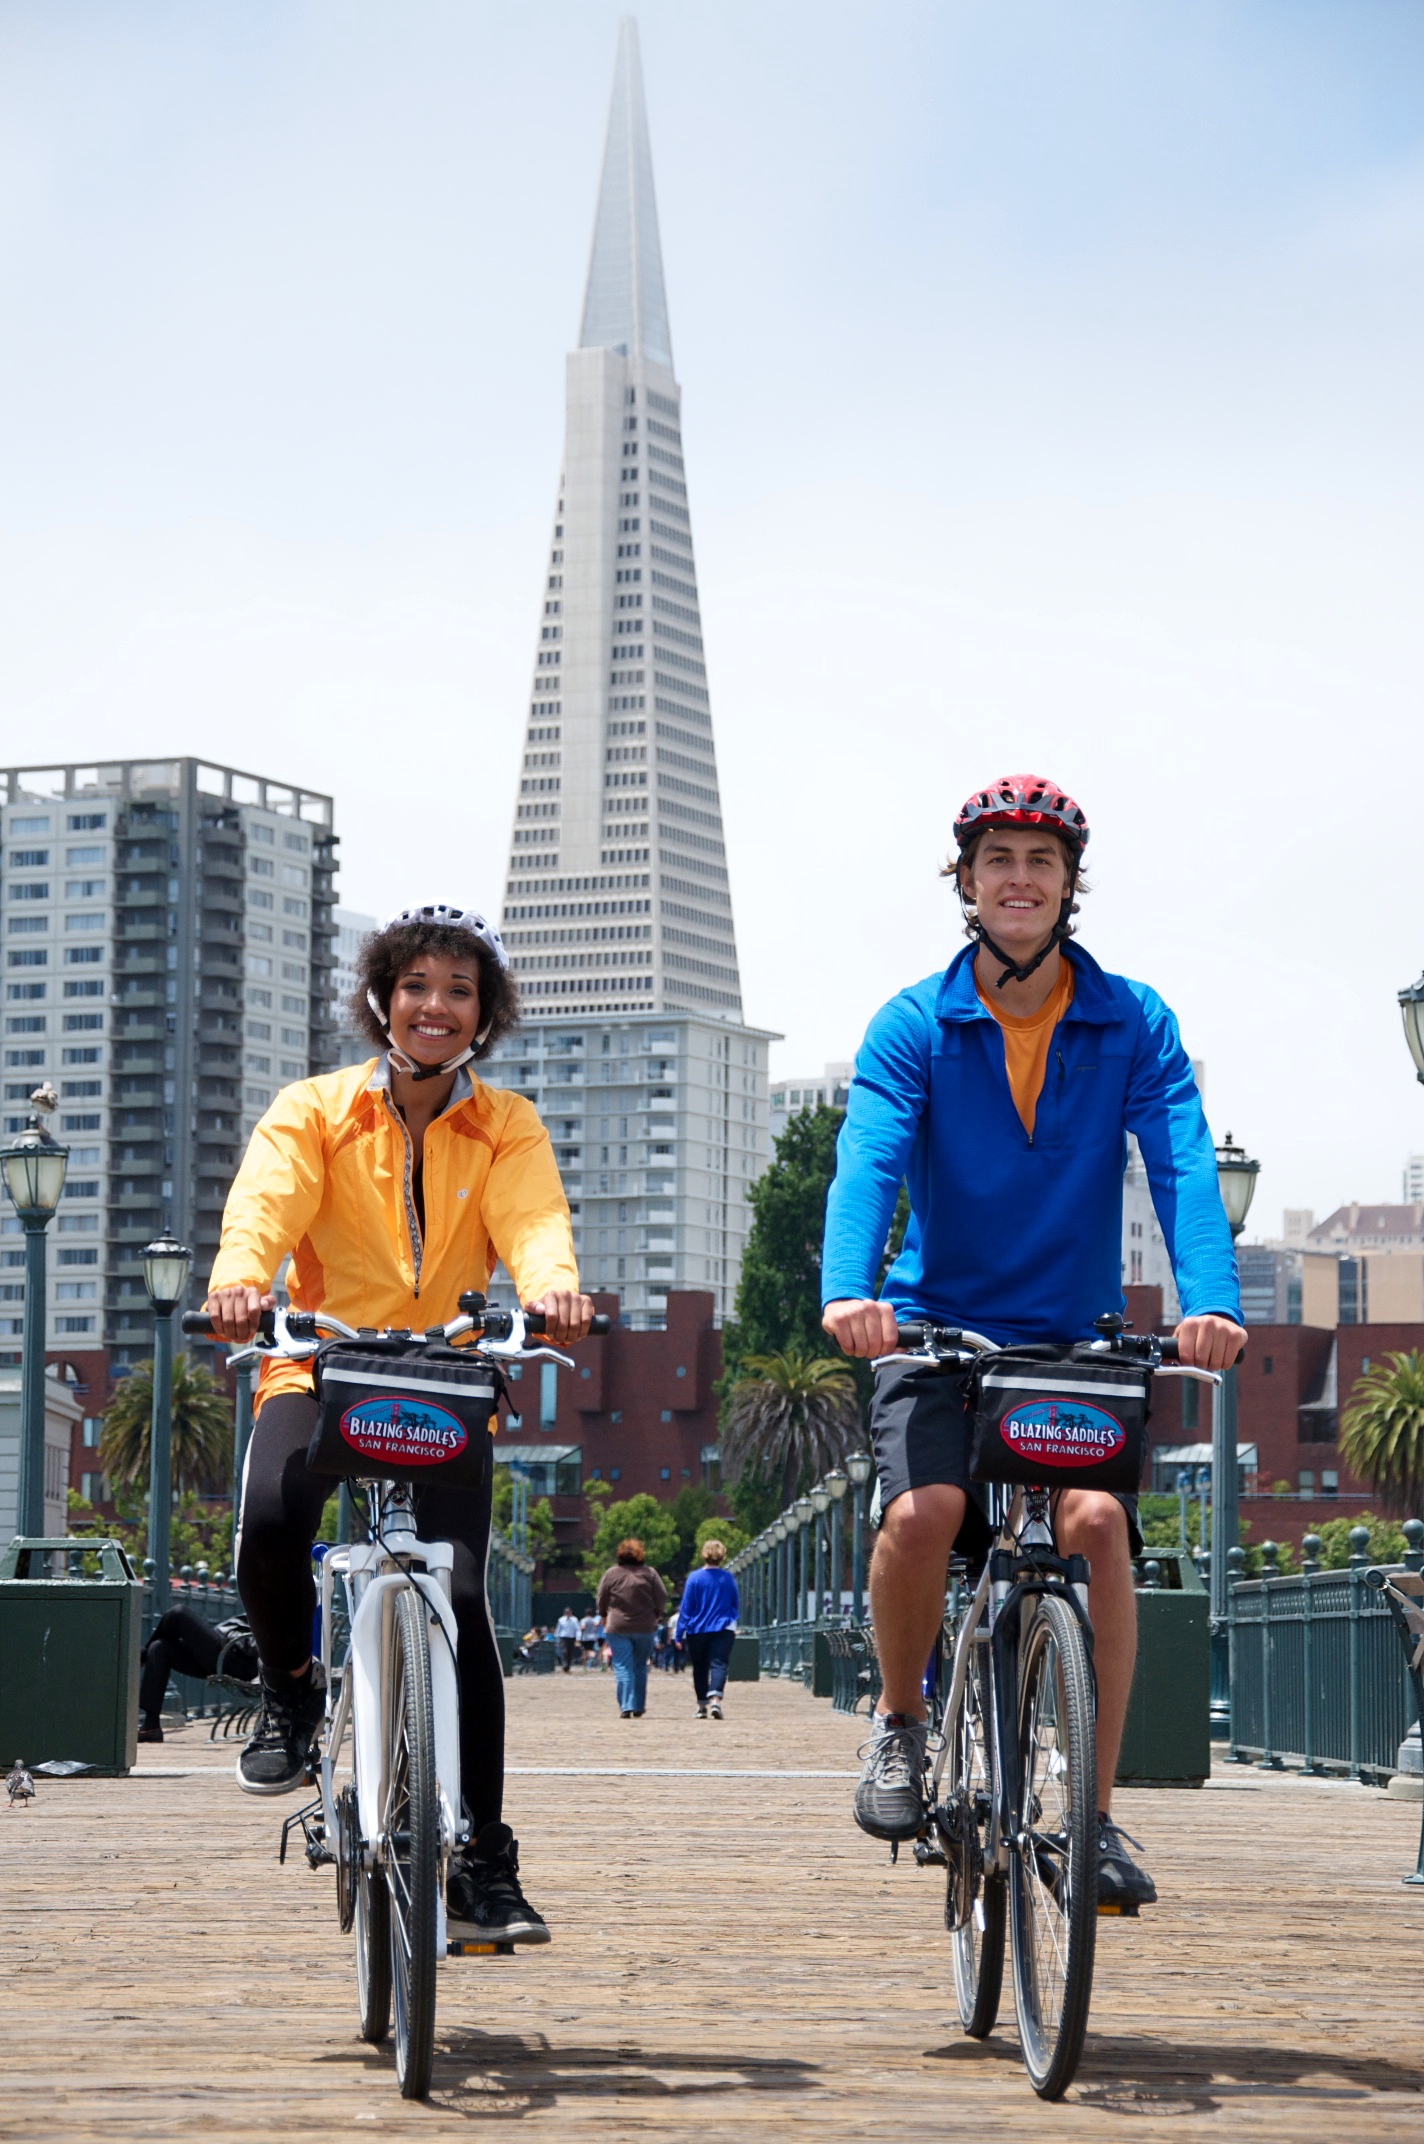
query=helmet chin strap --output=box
[368,990,489,1082]
[973,895,1077,990]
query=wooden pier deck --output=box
[3,1671,1421,2142]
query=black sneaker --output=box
[1098,1814,1157,1909]
[236,1664,325,1796]
[854,1711,929,1841]
[137,1720,164,1744]
[447,1821,550,1946]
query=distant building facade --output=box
[1,758,338,1371]
[333,907,378,1069]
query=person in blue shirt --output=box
[676,1540,740,1720]
[821,773,1246,1909]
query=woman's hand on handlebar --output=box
[527,1290,597,1345]
[205,1285,278,1345]
[822,1298,899,1359]
[1173,1312,1247,1371]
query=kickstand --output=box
[279,1794,324,1866]
[889,1840,899,1865]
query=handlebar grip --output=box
[1156,1335,1245,1367]
[896,1323,926,1350]
[521,1310,612,1338]
[180,1308,277,1342]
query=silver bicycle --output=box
[186,1295,605,2099]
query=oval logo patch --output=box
[999,1399,1126,1469]
[339,1396,470,1468]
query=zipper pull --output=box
[1056,1048,1066,1079]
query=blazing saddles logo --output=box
[999,1396,1127,1469]
[339,1395,470,1468]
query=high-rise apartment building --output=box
[479,20,773,1327]
[0,760,337,1366]
[333,906,380,1068]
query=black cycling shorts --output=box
[869,1355,1143,1564]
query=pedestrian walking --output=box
[579,1610,602,1668]
[677,1539,740,1719]
[595,1538,667,1718]
[554,1609,581,1672]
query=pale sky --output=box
[2,2,1422,1234]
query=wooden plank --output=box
[2,1670,1421,2140]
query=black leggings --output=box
[140,1608,258,1721]
[236,1393,505,1832]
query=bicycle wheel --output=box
[384,1585,439,2100]
[355,1840,391,2043]
[1008,1591,1097,2099]
[945,1636,1006,2037]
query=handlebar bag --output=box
[966,1346,1151,1492]
[307,1344,505,1486]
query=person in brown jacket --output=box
[595,1538,668,1718]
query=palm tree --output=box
[98,1352,234,1495]
[722,1348,861,1507]
[1339,1350,1424,1517]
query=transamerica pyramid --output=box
[484,17,773,1334]
[499,14,742,1020]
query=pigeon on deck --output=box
[6,1759,36,1809]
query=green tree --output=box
[720,1106,845,1391]
[667,1483,715,1580]
[726,1464,781,1538]
[491,1470,556,1562]
[722,1348,861,1507]
[1307,1512,1407,1569]
[1340,1351,1424,1517]
[98,1352,234,1494]
[693,1513,749,1563]
[579,1492,680,1592]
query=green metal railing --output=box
[1225,1523,1424,1782]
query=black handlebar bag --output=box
[306,1344,504,1487]
[967,1347,1151,1493]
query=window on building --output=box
[539,1361,557,1427]
[1298,1471,1315,1495]
[1263,1356,1273,1375]
[1321,1470,1339,1497]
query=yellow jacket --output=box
[208,1057,578,1414]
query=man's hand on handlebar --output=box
[205,1284,278,1345]
[527,1290,597,1346]
[1174,1313,1247,1372]
[822,1297,900,1360]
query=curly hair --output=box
[349,921,521,1062]
[616,1537,646,1566]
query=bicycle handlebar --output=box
[890,1325,1240,1369]
[180,1306,611,1344]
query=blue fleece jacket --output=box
[675,1565,740,1635]
[821,942,1240,1343]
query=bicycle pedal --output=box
[1097,1901,1139,1917]
[447,1939,516,1958]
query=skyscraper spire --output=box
[579,17,672,369]
[483,18,771,1334]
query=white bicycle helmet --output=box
[366,902,509,1079]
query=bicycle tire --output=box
[946,1636,1006,2037]
[1008,1591,1097,2099]
[355,1844,391,2043]
[386,1585,440,2100]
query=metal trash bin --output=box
[728,1634,760,1682]
[0,1536,142,1777]
[1115,1548,1210,1788]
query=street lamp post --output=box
[142,1233,192,1616]
[811,1481,832,1620]
[846,1450,872,1621]
[794,1494,814,1621]
[1210,1135,1258,1628]
[825,1468,848,1620]
[772,1518,787,1624]
[1398,972,1424,1084]
[2,1115,69,1540]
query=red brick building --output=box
[492,1289,724,1583]
[1126,1283,1419,1553]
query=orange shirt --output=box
[975,961,1074,1138]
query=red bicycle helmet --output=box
[954,774,1089,857]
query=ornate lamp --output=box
[1400,973,1424,1084]
[1214,1133,1259,1240]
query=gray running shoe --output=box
[1098,1815,1157,1909]
[236,1663,325,1796]
[854,1710,929,1841]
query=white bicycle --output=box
[185,1293,607,2099]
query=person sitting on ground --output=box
[595,1537,667,1718]
[138,1607,258,1743]
[676,1539,740,1721]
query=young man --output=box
[821,775,1244,1908]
